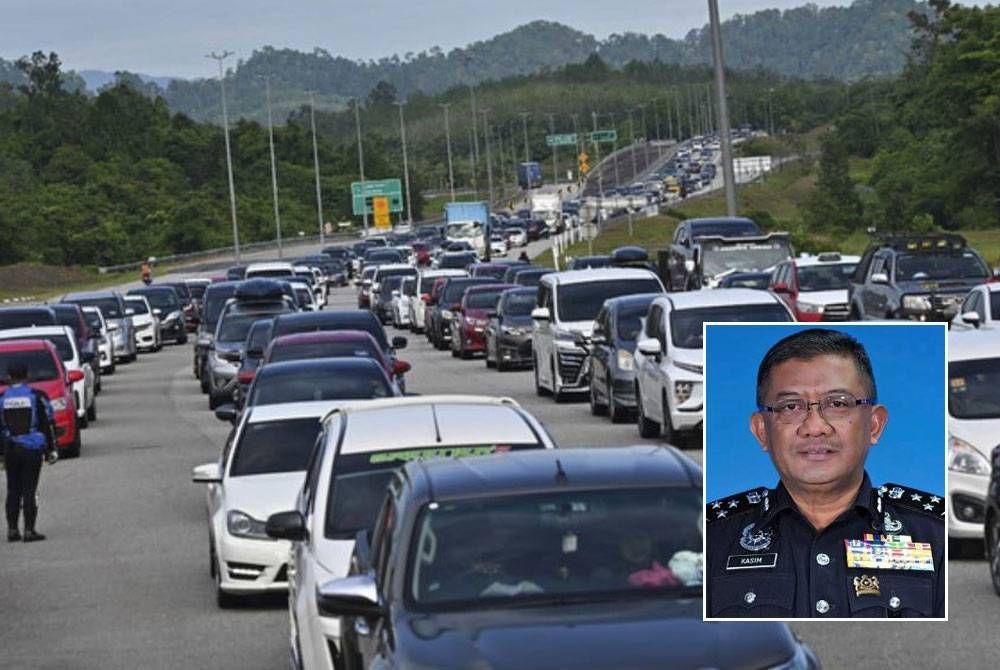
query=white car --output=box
[81,306,115,375]
[532,268,665,400]
[294,265,326,308]
[0,325,97,427]
[947,328,1000,540]
[292,284,318,312]
[246,261,295,280]
[192,401,341,607]
[490,234,507,257]
[124,295,162,352]
[391,276,415,329]
[634,289,794,443]
[265,395,557,670]
[951,283,1000,331]
[505,226,527,247]
[409,269,468,334]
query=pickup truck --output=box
[847,233,993,321]
[658,217,792,291]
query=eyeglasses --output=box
[758,393,877,424]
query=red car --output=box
[411,242,432,267]
[450,283,516,359]
[263,330,411,392]
[0,339,83,457]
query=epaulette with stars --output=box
[877,483,945,519]
[705,487,769,524]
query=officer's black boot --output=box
[7,527,20,542]
[22,507,44,542]
[22,530,45,542]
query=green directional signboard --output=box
[546,133,578,147]
[351,179,403,215]
[589,130,618,143]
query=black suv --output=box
[848,233,992,321]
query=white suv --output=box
[634,289,794,443]
[532,268,664,400]
[265,395,556,670]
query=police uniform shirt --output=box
[706,472,945,618]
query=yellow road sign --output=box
[578,151,589,162]
[579,161,590,175]
[372,196,391,229]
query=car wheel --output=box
[177,334,189,345]
[78,409,89,430]
[589,375,607,415]
[65,428,81,458]
[105,362,115,376]
[534,356,551,396]
[990,516,1000,597]
[637,387,661,438]
[87,401,97,422]
[608,376,630,423]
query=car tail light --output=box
[237,370,256,385]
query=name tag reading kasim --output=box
[845,534,934,571]
[726,553,778,570]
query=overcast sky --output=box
[3,0,853,78]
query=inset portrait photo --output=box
[703,323,946,620]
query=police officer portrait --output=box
[703,324,946,619]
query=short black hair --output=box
[7,362,29,382]
[756,328,876,406]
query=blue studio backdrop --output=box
[704,323,946,502]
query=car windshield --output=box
[0,350,59,382]
[701,240,792,279]
[514,270,549,287]
[29,335,73,362]
[617,301,655,341]
[690,221,759,238]
[83,311,103,330]
[407,487,703,611]
[379,276,404,298]
[557,279,662,323]
[896,252,989,281]
[135,291,179,310]
[245,321,271,352]
[187,283,208,299]
[72,298,122,319]
[248,364,391,406]
[796,263,857,291]
[0,311,54,329]
[126,299,149,315]
[269,340,379,364]
[466,289,505,309]
[324,444,542,540]
[502,291,537,316]
[442,280,491,304]
[473,266,508,280]
[229,418,321,477]
[204,290,238,331]
[294,287,313,307]
[440,254,477,269]
[217,313,268,343]
[671,304,792,349]
[949,358,1000,420]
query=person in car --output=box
[1,362,58,542]
[705,328,945,618]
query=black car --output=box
[485,287,537,371]
[848,232,992,321]
[588,293,661,423]
[233,318,272,409]
[426,277,496,349]
[158,281,197,331]
[127,286,188,344]
[508,267,552,288]
[323,447,818,670]
[268,310,407,365]
[194,281,241,392]
[437,251,478,270]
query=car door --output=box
[355,489,399,665]
[590,306,611,396]
[667,226,689,290]
[650,303,671,424]
[636,302,662,417]
[532,282,555,387]
[864,253,890,317]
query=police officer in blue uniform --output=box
[2,361,58,542]
[706,329,945,618]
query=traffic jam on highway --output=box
[3,134,1000,670]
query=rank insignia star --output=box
[923,503,934,511]
[717,510,728,519]
[711,501,722,510]
[911,493,923,502]
[728,499,739,508]
[930,496,941,503]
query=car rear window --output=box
[0,350,59,382]
[557,279,663,323]
[466,289,505,309]
[248,364,392,406]
[133,290,179,311]
[0,310,55,329]
[229,418,322,477]
[270,341,379,364]
[502,291,537,316]
[617,300,656,341]
[670,304,792,349]
[218,313,269,343]
[126,298,149,315]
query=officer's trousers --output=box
[4,444,43,531]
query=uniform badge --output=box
[739,523,773,551]
[853,574,881,597]
[883,512,903,533]
[888,487,904,499]
[746,490,763,504]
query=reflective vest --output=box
[2,384,46,450]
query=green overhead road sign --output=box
[546,133,578,147]
[589,130,618,143]
[351,179,403,215]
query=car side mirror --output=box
[531,307,550,321]
[393,359,412,375]
[420,293,431,303]
[191,462,222,484]
[317,574,382,619]
[265,510,308,542]
[870,272,889,284]
[771,282,789,293]
[153,308,163,316]
[214,404,237,423]
[637,337,662,357]
[961,311,981,328]
[391,336,408,350]
[684,259,696,273]
[67,369,85,384]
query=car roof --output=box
[375,264,414,272]
[0,338,56,353]
[246,262,294,272]
[949,328,1000,362]
[794,254,861,267]
[541,267,660,286]
[129,285,177,295]
[258,357,384,376]
[325,395,541,454]
[653,288,783,309]
[464,283,515,295]
[63,290,121,300]
[0,325,73,339]
[270,330,379,347]
[408,446,701,501]
[246,400,345,424]
[0,306,54,314]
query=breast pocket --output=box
[709,573,795,618]
[846,573,935,618]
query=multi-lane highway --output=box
[0,279,994,669]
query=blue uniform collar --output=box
[759,471,878,529]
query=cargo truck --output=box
[517,162,543,190]
[444,201,490,258]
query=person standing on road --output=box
[1,362,58,542]
[140,258,153,285]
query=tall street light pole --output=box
[547,113,557,185]
[480,108,494,206]
[308,91,325,246]
[352,98,368,234]
[709,0,738,217]
[627,109,637,181]
[264,77,282,258]
[440,103,455,203]
[207,51,240,262]
[393,101,413,224]
[519,112,531,163]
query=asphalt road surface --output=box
[1,281,995,669]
